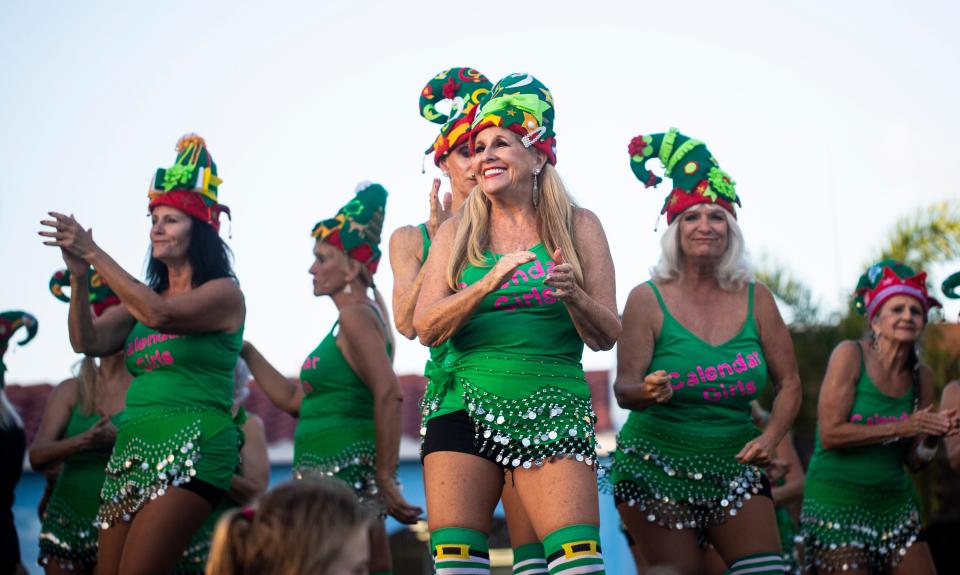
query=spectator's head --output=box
[206,478,372,575]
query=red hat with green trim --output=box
[49,268,121,317]
[0,311,38,381]
[853,259,941,320]
[471,73,557,165]
[311,182,387,274]
[148,134,230,231]
[628,128,740,224]
[420,67,492,165]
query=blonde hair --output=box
[205,478,372,575]
[650,209,753,291]
[446,162,583,289]
[76,357,100,416]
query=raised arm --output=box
[389,225,427,339]
[413,217,535,347]
[228,414,270,504]
[738,284,802,465]
[613,283,673,410]
[29,380,114,471]
[41,212,244,334]
[544,209,620,351]
[339,304,422,524]
[241,341,303,417]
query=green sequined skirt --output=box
[293,420,379,502]
[801,479,920,573]
[98,409,238,529]
[421,354,599,470]
[38,494,99,570]
[609,415,763,530]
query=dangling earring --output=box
[441,172,450,178]
[870,331,882,353]
[342,283,353,295]
[532,169,541,208]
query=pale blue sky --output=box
[2,0,958,384]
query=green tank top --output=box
[298,304,391,433]
[448,242,583,365]
[419,223,431,264]
[48,402,112,515]
[123,322,243,415]
[632,281,767,433]
[806,342,914,490]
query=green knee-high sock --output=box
[431,527,490,575]
[513,542,548,574]
[543,524,605,575]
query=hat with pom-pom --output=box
[0,311,38,383]
[311,183,387,274]
[471,73,557,165]
[49,268,121,317]
[853,259,941,320]
[628,128,739,225]
[148,134,230,231]
[420,67,492,165]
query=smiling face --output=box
[439,142,476,199]
[309,240,357,297]
[471,127,545,200]
[677,204,729,260]
[150,205,193,263]
[871,294,926,344]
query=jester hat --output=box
[628,128,740,225]
[148,134,230,231]
[311,183,387,274]
[50,268,121,317]
[853,259,941,320]
[0,311,38,380]
[420,67,492,165]
[471,73,557,165]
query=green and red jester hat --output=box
[49,268,121,317]
[311,183,387,274]
[471,73,557,165]
[420,67,492,165]
[0,311,38,383]
[148,134,229,231]
[628,128,740,224]
[852,259,941,320]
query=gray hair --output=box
[650,209,753,291]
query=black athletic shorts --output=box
[421,410,511,470]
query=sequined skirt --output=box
[97,409,238,529]
[801,478,920,573]
[38,495,99,570]
[293,420,380,505]
[609,415,763,530]
[421,354,599,471]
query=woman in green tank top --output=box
[611,129,802,574]
[390,67,548,568]
[415,73,620,575]
[801,261,956,574]
[243,183,420,575]
[41,134,246,575]
[30,269,130,574]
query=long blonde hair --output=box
[76,357,100,416]
[446,163,584,289]
[205,478,372,575]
